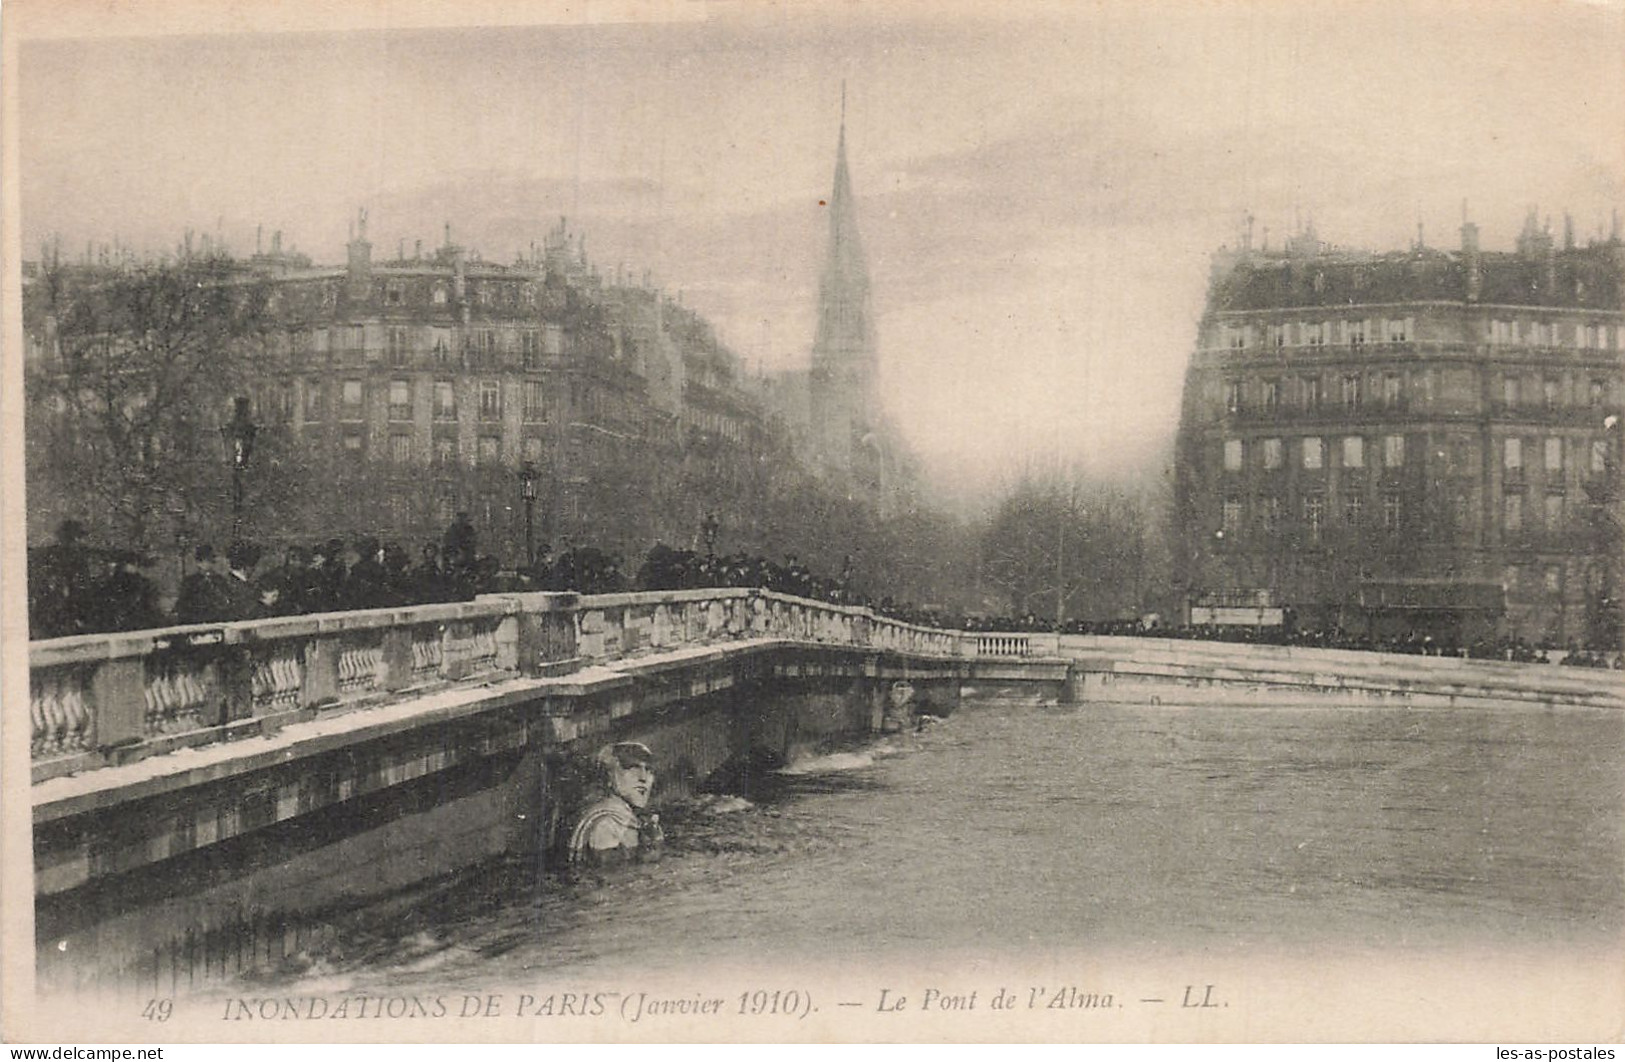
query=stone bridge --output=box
[24,588,1620,993]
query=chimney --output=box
[1564,213,1575,251]
[1460,213,1481,303]
[346,207,372,302]
[415,239,423,260]
[272,230,282,255]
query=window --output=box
[1503,376,1520,408]
[1591,378,1607,408]
[346,324,365,352]
[1504,437,1523,471]
[1303,437,1324,470]
[1341,374,1362,411]
[1544,493,1564,529]
[1503,565,1520,592]
[1383,434,1405,469]
[387,327,410,366]
[390,434,412,464]
[276,381,295,423]
[1343,492,1363,527]
[1305,322,1325,347]
[388,379,412,421]
[342,430,363,453]
[1228,326,1247,351]
[385,282,403,306]
[1225,379,1243,414]
[1382,373,1402,409]
[522,436,544,464]
[434,436,457,466]
[477,435,501,465]
[1301,376,1322,410]
[1592,439,1609,475]
[1304,495,1325,543]
[341,379,364,421]
[1531,322,1552,347]
[1544,437,1563,473]
[1544,566,1561,594]
[523,380,547,422]
[432,327,453,364]
[1347,319,1367,346]
[304,380,325,421]
[1262,437,1283,470]
[1221,496,1242,536]
[1452,491,1472,533]
[479,379,501,420]
[1342,436,1364,469]
[1491,320,1513,345]
[1382,492,1402,531]
[544,323,565,356]
[1262,495,1282,533]
[1262,378,1280,412]
[1503,492,1523,533]
[1222,438,1244,472]
[1543,377,1560,409]
[434,380,457,421]
[522,329,541,369]
[1386,318,1410,343]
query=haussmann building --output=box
[1174,211,1624,648]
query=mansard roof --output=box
[1209,243,1623,314]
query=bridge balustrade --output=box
[25,588,983,780]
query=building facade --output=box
[22,211,824,573]
[1175,213,1625,646]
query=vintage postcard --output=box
[3,0,1623,1046]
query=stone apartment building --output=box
[1175,211,1625,646]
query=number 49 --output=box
[142,999,173,1022]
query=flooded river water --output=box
[248,692,1623,1003]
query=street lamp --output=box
[520,461,538,570]
[701,511,720,559]
[219,396,258,542]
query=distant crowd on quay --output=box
[27,516,1622,669]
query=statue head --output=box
[596,741,655,809]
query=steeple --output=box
[808,83,879,476]
[813,84,873,369]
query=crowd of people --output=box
[957,612,1623,667]
[23,516,1624,669]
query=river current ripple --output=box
[257,695,1624,995]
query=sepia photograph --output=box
[2,0,1622,1045]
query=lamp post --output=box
[701,511,719,559]
[219,396,258,543]
[520,461,538,571]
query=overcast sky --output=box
[15,0,1625,504]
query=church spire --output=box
[813,84,872,370]
[809,85,878,474]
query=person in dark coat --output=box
[95,554,162,632]
[174,544,233,624]
[442,512,478,578]
[30,519,97,637]
[223,541,269,619]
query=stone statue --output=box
[566,741,664,868]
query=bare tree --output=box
[23,248,273,550]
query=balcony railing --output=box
[25,588,995,780]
